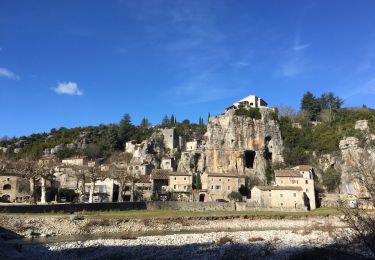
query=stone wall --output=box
[0,201,312,213]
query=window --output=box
[305,180,308,184]
[184,186,187,191]
[174,177,176,180]
[280,194,283,198]
[211,178,213,181]
[219,179,221,181]
[227,186,230,191]
[297,180,299,184]
[184,177,186,181]
[306,188,308,192]
[7,178,10,181]
[281,203,283,206]
[293,193,296,197]
[211,185,214,189]
[215,185,221,190]
[280,180,283,184]
[174,185,176,189]
[227,179,230,182]
[135,166,139,170]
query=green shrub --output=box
[234,106,262,120]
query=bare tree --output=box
[15,159,44,204]
[37,157,59,203]
[109,164,140,202]
[83,164,104,203]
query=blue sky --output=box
[1,0,375,137]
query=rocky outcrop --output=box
[178,108,284,180]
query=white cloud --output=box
[0,67,20,80]
[53,82,83,96]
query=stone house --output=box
[126,162,154,175]
[125,140,138,154]
[168,172,192,201]
[0,173,30,203]
[151,169,170,199]
[160,158,176,171]
[62,157,88,166]
[275,166,316,210]
[84,178,116,202]
[251,186,305,209]
[200,172,246,202]
[134,175,152,201]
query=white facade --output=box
[227,95,268,111]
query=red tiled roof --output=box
[151,169,171,180]
[275,170,303,178]
[138,175,151,183]
[207,172,246,178]
[169,172,191,176]
[254,185,302,191]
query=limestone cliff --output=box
[178,108,284,180]
[317,120,375,197]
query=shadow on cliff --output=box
[5,238,372,260]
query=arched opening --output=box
[244,150,256,168]
[2,195,10,202]
[3,184,11,190]
[199,194,205,202]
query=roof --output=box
[291,165,313,171]
[138,175,151,183]
[254,185,302,191]
[206,172,246,178]
[275,170,303,178]
[169,172,191,176]
[151,169,171,180]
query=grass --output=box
[0,207,340,219]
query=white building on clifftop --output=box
[226,95,268,111]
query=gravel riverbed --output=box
[0,215,373,259]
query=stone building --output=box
[160,158,176,171]
[134,175,152,201]
[151,169,170,199]
[125,162,155,175]
[251,186,304,209]
[160,128,179,152]
[62,157,88,166]
[275,166,316,210]
[200,172,246,202]
[0,174,30,203]
[250,166,316,210]
[168,172,192,201]
[84,178,116,202]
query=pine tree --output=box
[162,115,170,127]
[170,114,175,126]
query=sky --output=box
[1,0,375,137]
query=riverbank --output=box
[1,209,373,259]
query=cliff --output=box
[178,108,284,181]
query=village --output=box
[0,95,317,211]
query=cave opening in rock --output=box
[244,150,256,168]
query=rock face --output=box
[178,108,284,180]
[337,121,375,196]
